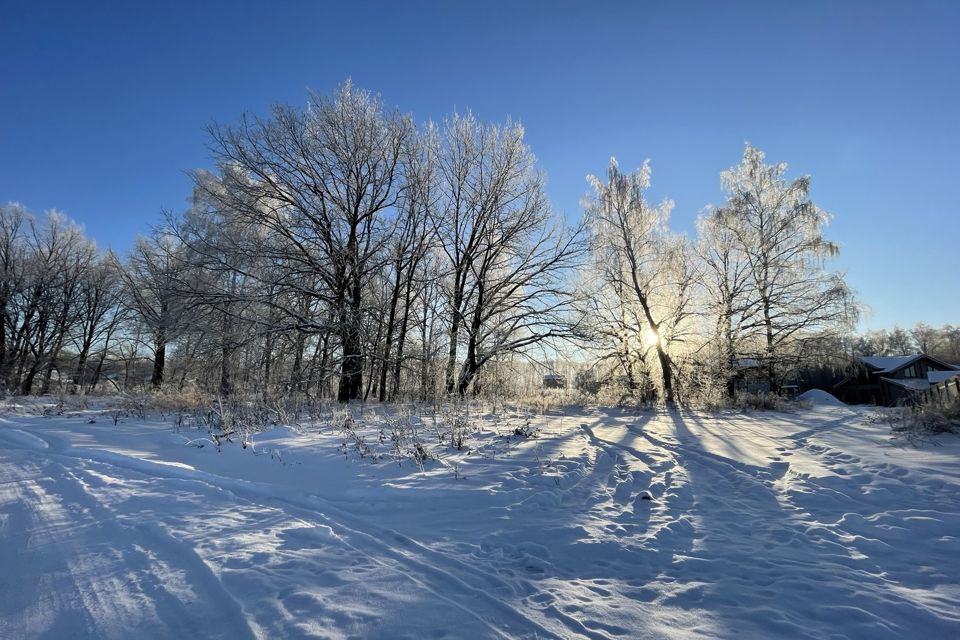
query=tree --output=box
[909,322,938,355]
[10,212,96,394]
[71,253,125,393]
[376,127,436,401]
[432,113,585,395]
[583,158,695,405]
[115,231,191,390]
[0,203,28,389]
[198,81,413,402]
[695,212,756,397]
[709,145,856,391]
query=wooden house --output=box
[833,354,960,406]
[543,373,566,389]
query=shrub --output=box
[890,398,960,443]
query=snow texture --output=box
[928,370,960,384]
[1,403,958,639]
[860,355,921,372]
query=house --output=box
[543,373,566,389]
[833,354,960,406]
[732,358,771,394]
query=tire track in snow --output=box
[626,415,960,639]
[0,448,257,640]
[0,427,576,639]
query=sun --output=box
[643,327,661,348]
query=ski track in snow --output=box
[0,406,958,639]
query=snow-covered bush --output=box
[890,399,960,443]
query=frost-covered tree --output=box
[199,82,413,402]
[0,204,116,394]
[433,113,584,395]
[375,127,437,401]
[583,158,695,405]
[694,212,757,397]
[69,252,125,393]
[0,203,28,388]
[709,145,856,390]
[115,230,192,390]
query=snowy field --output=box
[1,400,958,639]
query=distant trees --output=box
[853,324,960,364]
[0,204,124,395]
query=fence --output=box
[917,376,960,408]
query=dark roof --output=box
[879,377,930,391]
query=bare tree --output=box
[583,158,695,405]
[198,81,413,402]
[376,127,437,401]
[115,231,191,390]
[694,212,757,397]
[9,213,97,394]
[710,145,857,390]
[433,113,585,395]
[70,253,125,393]
[0,203,28,389]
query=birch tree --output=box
[584,158,694,405]
[710,145,856,390]
[694,212,756,397]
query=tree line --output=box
[1,82,862,404]
[852,324,960,364]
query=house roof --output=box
[858,354,960,374]
[880,377,931,391]
[860,355,921,372]
[928,370,960,384]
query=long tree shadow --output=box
[644,410,958,639]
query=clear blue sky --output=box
[1,0,957,330]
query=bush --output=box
[890,399,960,443]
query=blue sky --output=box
[1,0,957,330]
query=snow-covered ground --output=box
[1,401,958,639]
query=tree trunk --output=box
[656,341,674,405]
[444,271,463,394]
[219,310,234,397]
[0,297,7,389]
[762,297,778,393]
[378,270,402,402]
[151,328,166,390]
[290,329,307,394]
[391,282,415,400]
[337,297,364,403]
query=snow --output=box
[860,355,920,372]
[2,402,959,639]
[928,370,960,384]
[797,388,846,406]
[881,377,933,391]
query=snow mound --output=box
[798,388,846,406]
